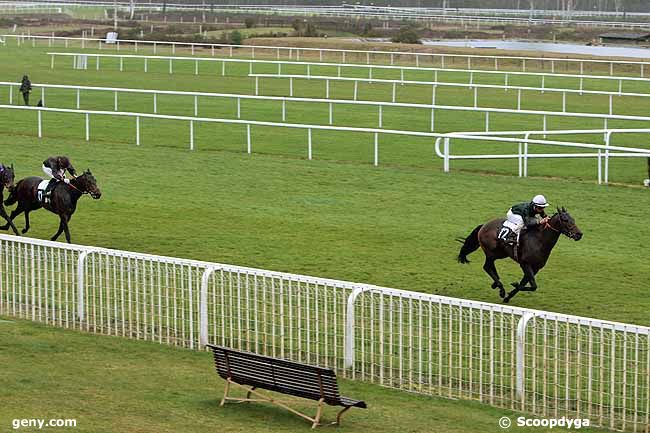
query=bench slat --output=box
[207,344,366,409]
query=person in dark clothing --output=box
[42,156,77,199]
[19,75,32,106]
[497,195,550,246]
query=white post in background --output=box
[516,313,536,403]
[308,128,312,160]
[443,137,450,172]
[247,124,251,154]
[190,121,194,151]
[37,110,42,138]
[374,133,378,166]
[604,130,612,184]
[136,116,140,146]
[76,88,80,109]
[85,113,89,141]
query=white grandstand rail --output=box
[47,52,650,91]
[4,81,650,133]
[0,233,648,431]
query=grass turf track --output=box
[0,318,612,433]
[0,41,648,433]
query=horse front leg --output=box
[0,205,19,235]
[52,214,71,243]
[22,210,31,234]
[504,264,536,303]
[483,258,505,299]
[51,217,65,242]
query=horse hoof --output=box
[502,297,510,304]
[21,228,28,234]
[499,289,506,299]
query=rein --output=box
[66,179,88,195]
[542,217,561,233]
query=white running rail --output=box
[0,233,648,432]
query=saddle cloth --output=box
[36,179,51,203]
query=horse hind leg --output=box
[0,205,19,236]
[483,258,506,299]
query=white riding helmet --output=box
[532,194,550,207]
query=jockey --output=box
[43,156,76,183]
[498,195,550,246]
[42,156,76,196]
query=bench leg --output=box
[335,406,351,425]
[311,398,324,429]
[220,380,230,407]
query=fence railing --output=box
[6,33,650,76]
[4,104,650,184]
[47,52,650,93]
[434,128,650,184]
[4,81,650,134]
[1,233,648,431]
[249,73,650,115]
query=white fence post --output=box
[516,313,536,403]
[76,250,90,322]
[199,267,217,348]
[344,286,366,369]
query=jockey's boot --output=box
[44,179,57,203]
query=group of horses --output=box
[0,164,101,243]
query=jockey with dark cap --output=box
[498,195,550,247]
[42,156,77,195]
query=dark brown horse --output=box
[457,208,582,303]
[0,170,101,243]
[0,164,19,235]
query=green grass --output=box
[0,40,649,433]
[0,43,648,324]
[0,318,612,433]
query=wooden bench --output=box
[206,344,367,428]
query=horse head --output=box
[74,169,101,199]
[550,207,582,241]
[0,163,15,189]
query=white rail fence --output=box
[47,52,650,94]
[250,73,650,114]
[3,104,650,184]
[4,33,650,77]
[4,81,650,133]
[4,103,650,182]
[0,234,648,431]
[434,129,650,184]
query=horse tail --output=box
[3,182,18,206]
[457,225,483,264]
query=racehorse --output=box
[457,208,582,303]
[0,164,19,235]
[0,170,101,243]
